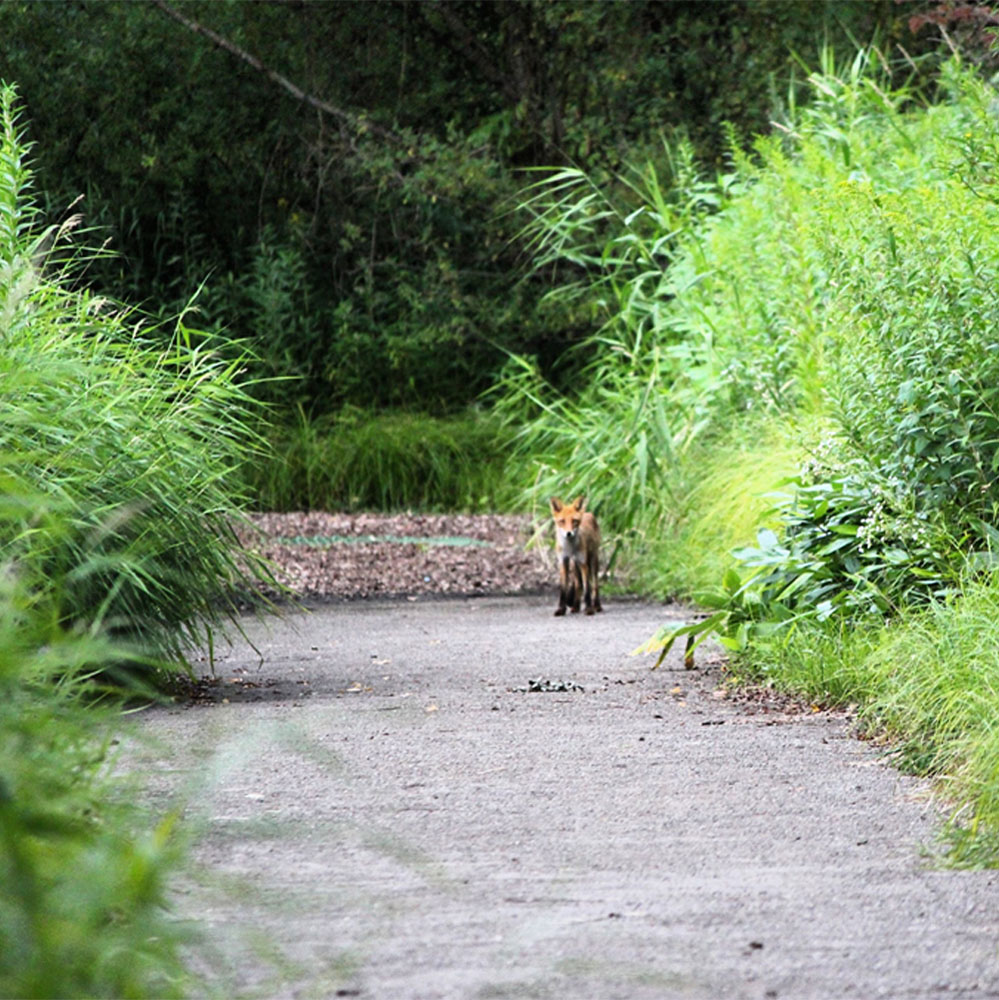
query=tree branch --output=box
[149,0,402,143]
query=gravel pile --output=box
[237,511,555,600]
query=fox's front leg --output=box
[554,557,572,616]
[569,560,583,613]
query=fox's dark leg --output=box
[582,551,601,613]
[555,558,569,616]
[569,561,583,613]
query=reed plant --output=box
[0,83,270,672]
[246,406,519,513]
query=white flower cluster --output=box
[856,484,935,553]
[857,498,890,552]
[799,433,849,484]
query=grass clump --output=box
[246,406,518,513]
[0,84,269,672]
[638,420,804,597]
[744,577,999,865]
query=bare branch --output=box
[149,0,402,143]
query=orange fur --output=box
[549,495,602,616]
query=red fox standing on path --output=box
[550,496,602,617]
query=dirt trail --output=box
[135,594,999,999]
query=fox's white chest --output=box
[557,531,583,563]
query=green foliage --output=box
[729,64,999,631]
[0,82,283,996]
[629,54,999,646]
[0,0,915,416]
[493,141,749,560]
[504,50,999,861]
[246,408,518,513]
[238,226,321,393]
[0,561,190,998]
[669,461,957,660]
[0,83,270,670]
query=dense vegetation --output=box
[0,0,907,419]
[499,49,999,864]
[0,82,267,995]
[5,4,999,997]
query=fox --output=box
[550,495,602,617]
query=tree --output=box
[0,0,915,414]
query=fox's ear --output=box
[573,495,586,512]
[550,497,563,513]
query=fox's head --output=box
[550,495,586,542]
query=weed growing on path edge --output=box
[735,578,999,866]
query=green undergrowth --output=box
[0,559,192,998]
[245,407,520,513]
[741,577,999,866]
[499,51,999,864]
[0,81,272,994]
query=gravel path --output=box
[238,512,553,600]
[132,576,999,998]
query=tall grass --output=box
[500,49,999,597]
[499,51,999,862]
[0,85,270,671]
[246,406,519,513]
[493,130,806,590]
[0,81,274,994]
[633,419,805,597]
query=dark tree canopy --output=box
[0,0,928,414]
